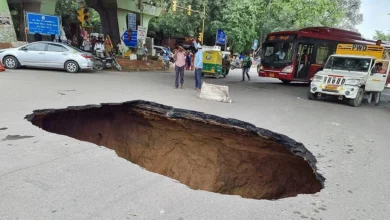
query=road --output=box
[0,67,389,220]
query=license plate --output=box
[269,73,274,78]
[325,85,339,90]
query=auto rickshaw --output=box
[202,50,229,78]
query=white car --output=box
[0,41,94,73]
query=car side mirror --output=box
[21,47,27,51]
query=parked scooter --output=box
[94,54,122,71]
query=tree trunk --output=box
[86,0,120,46]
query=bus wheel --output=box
[307,91,317,100]
[348,88,364,107]
[281,80,291,84]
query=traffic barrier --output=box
[0,61,5,72]
[197,82,232,103]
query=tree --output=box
[373,30,390,42]
[55,0,101,36]
[215,0,264,52]
[149,0,364,52]
[337,0,363,31]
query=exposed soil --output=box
[26,100,324,200]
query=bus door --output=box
[295,44,314,79]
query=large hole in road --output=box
[26,100,324,200]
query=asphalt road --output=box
[0,67,389,220]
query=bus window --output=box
[263,42,294,62]
[316,46,329,65]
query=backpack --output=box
[243,57,252,67]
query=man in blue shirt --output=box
[194,45,204,90]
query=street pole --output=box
[201,5,205,45]
[215,30,217,46]
[225,35,227,51]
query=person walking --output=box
[174,46,187,89]
[242,53,252,81]
[194,45,204,90]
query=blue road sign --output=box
[121,30,138,47]
[26,12,60,35]
[252,39,259,50]
[216,29,226,45]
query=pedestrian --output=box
[194,45,204,90]
[368,62,386,105]
[142,44,148,61]
[174,46,187,89]
[241,52,252,81]
[235,55,240,66]
[104,35,113,56]
[186,52,192,70]
[90,36,96,54]
[94,39,105,58]
[82,38,92,52]
[163,51,170,70]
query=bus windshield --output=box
[263,42,294,63]
[324,57,372,72]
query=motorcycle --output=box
[230,61,241,70]
[93,55,122,71]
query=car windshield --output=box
[263,42,294,63]
[324,57,372,72]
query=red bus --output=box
[258,27,390,84]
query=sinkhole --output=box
[25,100,324,200]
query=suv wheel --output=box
[348,88,364,107]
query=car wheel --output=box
[281,80,291,84]
[307,91,317,100]
[65,61,79,73]
[348,88,364,107]
[3,56,19,69]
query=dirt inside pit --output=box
[26,101,324,200]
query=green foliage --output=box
[216,0,263,52]
[337,0,363,31]
[55,0,101,30]
[150,0,206,37]
[151,0,363,52]
[373,31,390,42]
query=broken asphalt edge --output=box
[24,99,326,188]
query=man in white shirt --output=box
[94,41,105,58]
